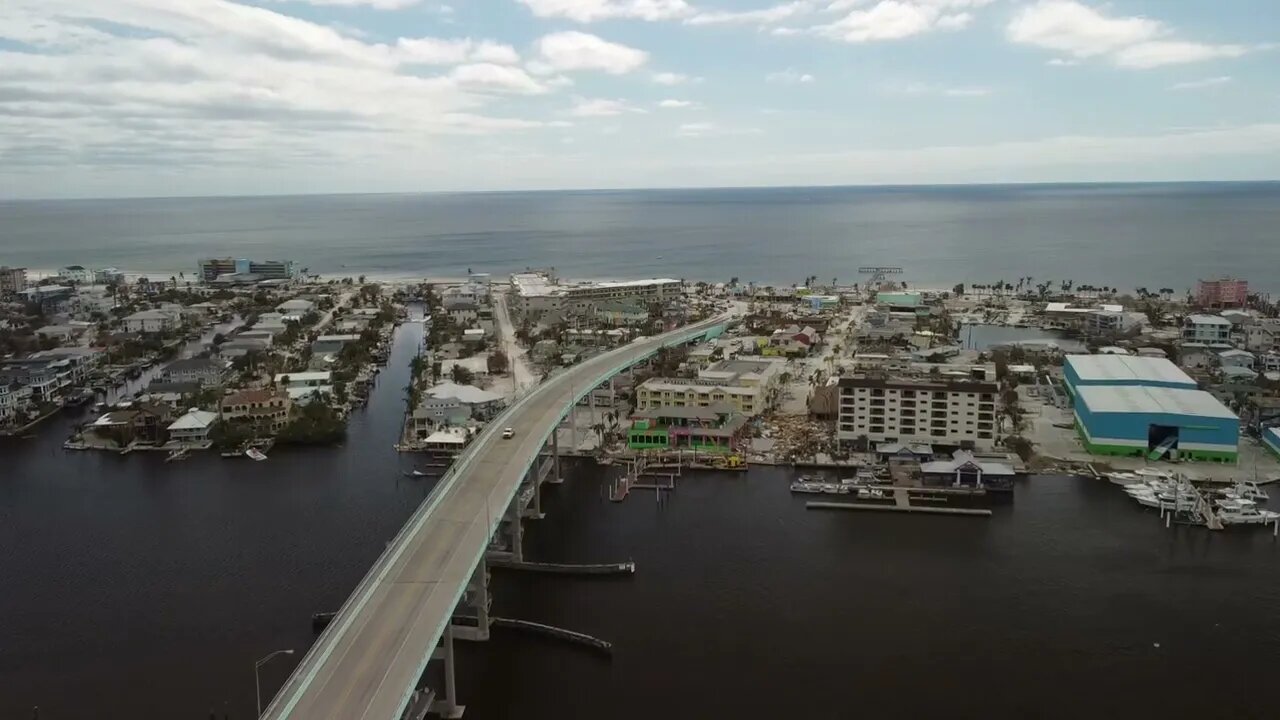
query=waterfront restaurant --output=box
[627,404,748,453]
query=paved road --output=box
[262,313,732,720]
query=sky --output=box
[1,0,1278,199]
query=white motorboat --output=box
[1230,481,1269,501]
[1217,505,1280,526]
[789,481,827,494]
[245,448,268,461]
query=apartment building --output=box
[0,266,27,297]
[511,271,682,318]
[1182,314,1233,345]
[1196,278,1247,308]
[837,376,999,450]
[198,257,296,282]
[635,358,783,417]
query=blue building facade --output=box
[1074,385,1238,463]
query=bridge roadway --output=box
[262,314,731,719]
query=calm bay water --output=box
[3,182,1279,292]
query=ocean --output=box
[3,182,1278,292]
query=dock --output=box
[807,500,992,517]
[487,558,636,575]
[491,617,613,655]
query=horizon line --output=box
[3,178,1278,204]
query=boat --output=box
[164,449,189,463]
[1228,481,1269,502]
[1216,505,1280,526]
[1108,472,1139,485]
[402,470,429,478]
[789,481,829,494]
[856,487,889,500]
[245,448,268,461]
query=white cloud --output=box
[658,99,695,108]
[1008,0,1251,69]
[1047,57,1079,66]
[271,0,423,8]
[815,0,991,43]
[0,0,564,185]
[449,63,549,95]
[886,81,991,97]
[517,0,692,22]
[766,69,815,84]
[1114,41,1247,70]
[652,71,698,85]
[1170,76,1233,91]
[396,38,520,65]
[569,97,643,117]
[678,122,717,137]
[676,121,760,138]
[534,31,649,74]
[686,1,813,27]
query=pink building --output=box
[1197,278,1248,308]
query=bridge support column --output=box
[452,558,491,642]
[551,428,563,484]
[509,493,524,562]
[428,625,465,719]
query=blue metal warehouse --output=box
[1073,385,1238,463]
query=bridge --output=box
[262,313,733,719]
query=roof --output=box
[921,451,1015,476]
[315,334,360,342]
[223,388,286,405]
[125,309,178,321]
[168,409,218,430]
[1186,314,1231,326]
[275,371,332,382]
[1075,385,1238,420]
[165,356,220,368]
[1065,354,1195,387]
[1219,349,1254,358]
[426,381,503,404]
[1221,366,1258,378]
[876,291,922,307]
[423,429,468,444]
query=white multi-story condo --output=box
[511,271,682,318]
[837,376,999,449]
[1182,314,1232,345]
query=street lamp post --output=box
[254,649,295,717]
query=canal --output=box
[4,317,1280,718]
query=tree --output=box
[409,354,427,380]
[1005,436,1034,461]
[212,332,227,346]
[451,365,474,385]
[487,350,509,375]
[278,399,346,445]
[953,283,965,296]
